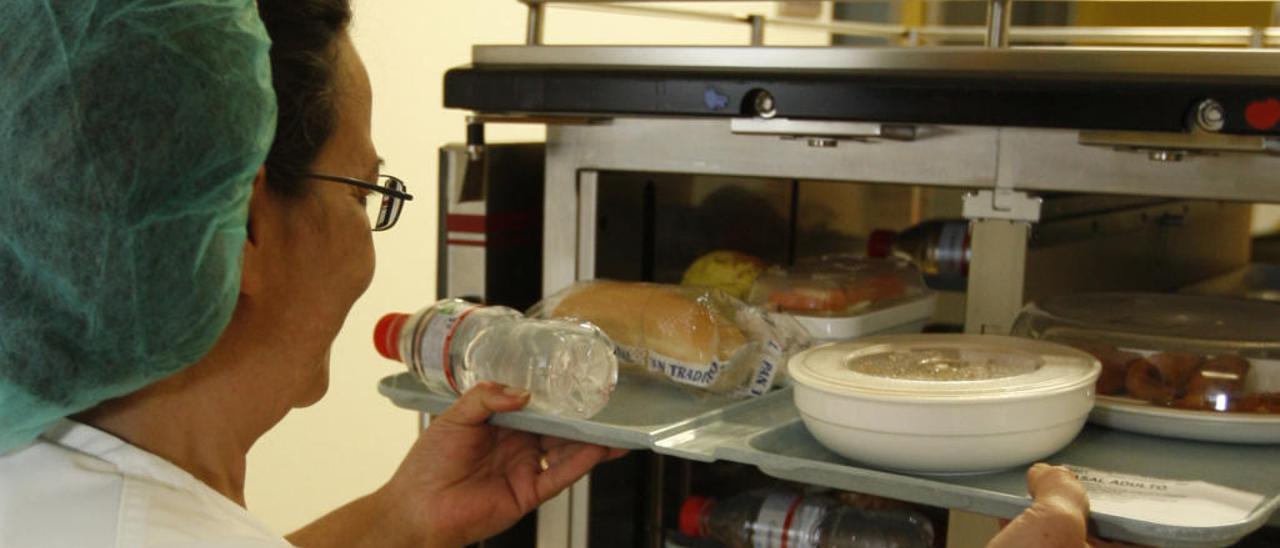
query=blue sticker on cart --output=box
[704,87,730,111]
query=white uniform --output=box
[0,420,293,547]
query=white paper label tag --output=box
[648,351,723,388]
[611,343,725,388]
[747,354,780,397]
[1064,465,1265,528]
[746,339,786,397]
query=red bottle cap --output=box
[867,229,896,258]
[679,496,713,538]
[373,313,410,362]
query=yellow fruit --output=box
[681,250,765,300]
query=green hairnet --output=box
[0,1,276,453]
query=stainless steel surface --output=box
[984,0,1012,48]
[472,45,1280,77]
[541,117,1280,204]
[576,171,598,281]
[439,146,487,300]
[965,219,1030,334]
[1078,130,1280,156]
[748,13,765,46]
[963,189,1042,222]
[750,91,777,119]
[997,127,1280,203]
[570,478,590,548]
[536,492,571,548]
[1148,149,1186,162]
[648,454,665,548]
[526,2,545,45]
[520,3,1280,47]
[730,118,916,141]
[468,114,608,125]
[1195,99,1227,133]
[547,118,997,187]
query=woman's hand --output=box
[989,464,1146,548]
[989,464,1090,548]
[381,382,625,548]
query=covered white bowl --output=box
[789,334,1100,475]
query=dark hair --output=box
[257,0,353,197]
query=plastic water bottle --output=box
[680,491,934,548]
[868,220,970,279]
[374,298,618,419]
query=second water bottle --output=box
[680,490,934,548]
[374,298,618,419]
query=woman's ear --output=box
[239,167,269,297]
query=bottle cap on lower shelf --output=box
[679,496,712,538]
[374,313,409,361]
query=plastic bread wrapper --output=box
[530,280,812,397]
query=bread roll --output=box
[551,281,746,363]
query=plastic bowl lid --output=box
[1016,293,1280,356]
[788,334,1100,401]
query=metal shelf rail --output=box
[517,0,1280,48]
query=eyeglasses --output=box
[306,173,413,231]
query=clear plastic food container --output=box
[746,256,936,342]
[1012,293,1280,443]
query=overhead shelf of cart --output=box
[445,46,1280,136]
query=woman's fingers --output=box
[989,464,1089,548]
[435,382,531,428]
[534,443,609,502]
[539,436,628,461]
[1027,464,1089,516]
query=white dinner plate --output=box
[1091,395,1280,444]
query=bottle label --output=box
[415,301,484,394]
[752,494,826,548]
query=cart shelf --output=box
[380,372,1280,547]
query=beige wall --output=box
[244,0,829,534]
[1257,205,1280,234]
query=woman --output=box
[1,0,617,545]
[0,1,1103,546]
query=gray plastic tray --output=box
[378,372,1280,547]
[378,372,784,450]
